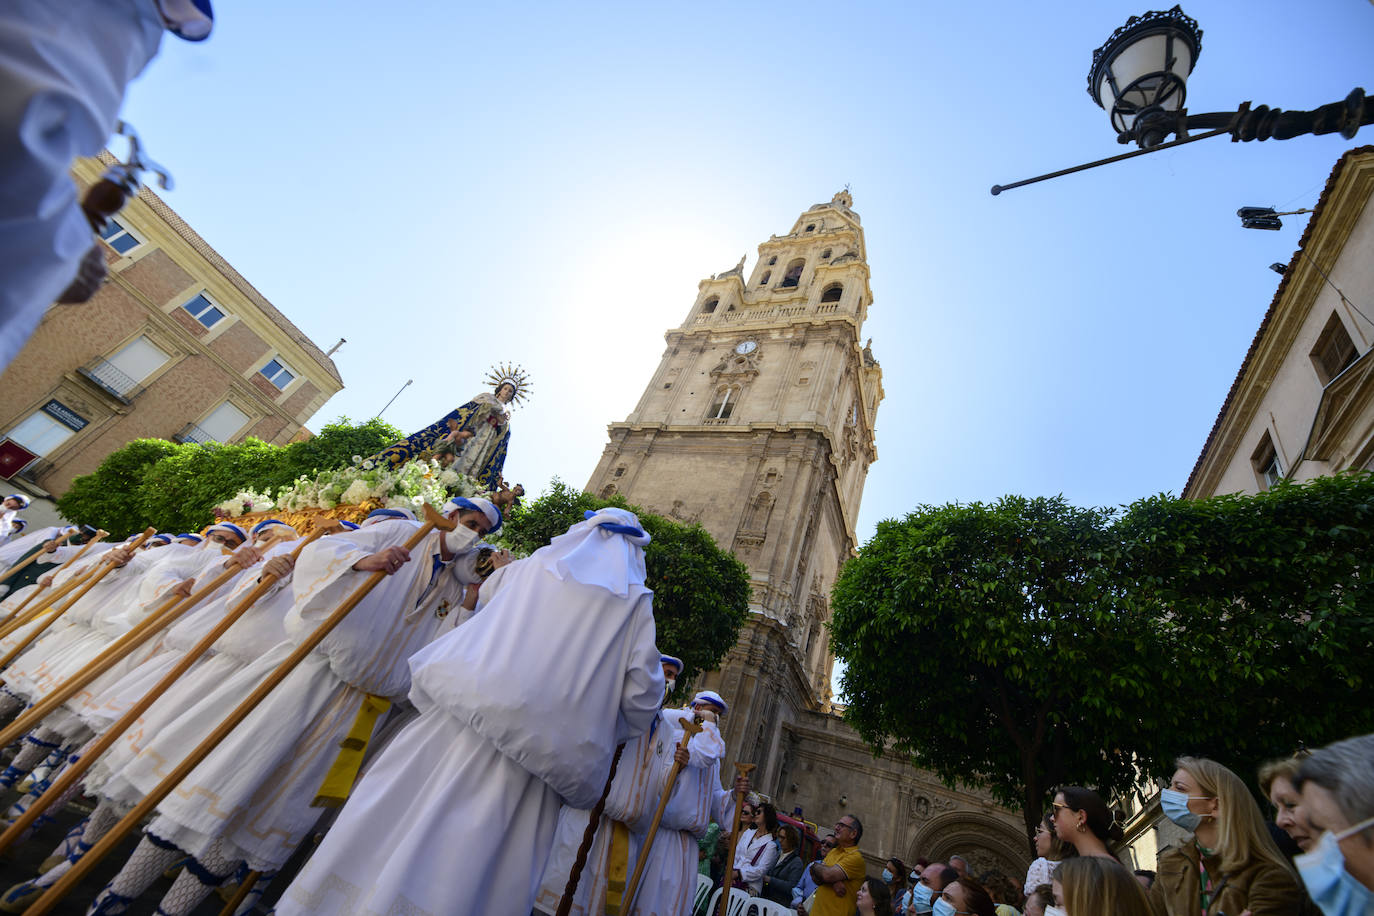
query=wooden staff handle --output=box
[26,509,450,915]
[0,532,108,641]
[216,871,259,916]
[717,761,757,916]
[0,529,146,667]
[0,531,76,585]
[556,742,626,916]
[0,525,337,858]
[622,716,704,913]
[0,562,242,747]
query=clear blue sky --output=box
[118,0,1373,544]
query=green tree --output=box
[55,416,402,537]
[499,479,752,684]
[829,473,1374,843]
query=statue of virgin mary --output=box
[371,364,531,490]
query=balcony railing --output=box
[77,358,144,403]
[16,459,53,483]
[173,422,218,445]
[692,300,849,327]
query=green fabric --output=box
[698,821,721,875]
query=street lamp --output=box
[992,5,1373,195]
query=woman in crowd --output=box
[885,857,909,907]
[937,876,998,916]
[980,871,1022,915]
[1058,856,1151,916]
[761,824,804,903]
[857,876,895,916]
[1050,786,1122,860]
[731,797,778,894]
[1150,755,1313,916]
[1023,884,1054,916]
[1026,811,1076,894]
[1258,754,1315,853]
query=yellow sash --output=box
[604,819,630,915]
[309,693,391,808]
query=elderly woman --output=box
[1258,753,1315,853]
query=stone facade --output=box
[587,193,1028,875]
[0,154,343,507]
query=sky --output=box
[115,0,1374,547]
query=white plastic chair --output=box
[703,886,751,916]
[749,896,792,916]
[693,873,713,915]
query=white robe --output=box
[0,526,65,571]
[103,520,467,871]
[280,546,664,916]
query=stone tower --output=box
[587,190,883,779]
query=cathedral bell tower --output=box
[587,191,883,778]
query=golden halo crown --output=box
[486,363,533,406]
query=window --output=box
[821,248,832,259]
[99,218,142,255]
[759,271,771,286]
[1310,312,1359,385]
[780,259,805,288]
[181,293,226,329]
[820,283,843,303]
[83,334,170,397]
[5,410,80,456]
[702,296,719,314]
[768,256,778,266]
[805,224,816,232]
[259,356,296,390]
[709,386,738,420]
[199,401,251,442]
[1251,432,1282,490]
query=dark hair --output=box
[979,871,1021,906]
[846,814,864,840]
[778,824,800,853]
[1041,810,1077,861]
[927,864,959,891]
[1055,786,1125,843]
[862,877,894,916]
[886,857,907,891]
[949,877,998,916]
[1027,884,1055,908]
[760,801,779,835]
[916,857,930,868]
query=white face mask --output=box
[664,678,676,694]
[1295,814,1374,916]
[442,524,479,555]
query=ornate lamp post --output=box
[992,5,1372,194]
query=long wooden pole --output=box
[0,533,107,639]
[555,743,626,916]
[25,508,452,915]
[622,717,703,912]
[717,761,756,916]
[0,527,336,857]
[0,564,241,747]
[0,529,152,665]
[0,531,76,585]
[216,871,259,916]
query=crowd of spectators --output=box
[696,732,1372,916]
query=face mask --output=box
[882,868,893,883]
[910,884,934,914]
[1161,787,1210,831]
[442,524,479,555]
[664,678,676,694]
[1045,907,1067,916]
[932,898,956,916]
[910,870,920,882]
[1295,815,1374,916]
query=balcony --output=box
[77,358,144,404]
[173,422,217,445]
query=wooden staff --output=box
[0,532,107,639]
[717,761,757,916]
[0,562,243,747]
[0,525,338,857]
[556,742,626,916]
[26,507,453,915]
[622,717,704,912]
[215,870,259,916]
[0,530,76,585]
[0,528,152,664]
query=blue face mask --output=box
[932,898,957,916]
[1295,815,1374,916]
[882,868,893,883]
[910,883,934,914]
[1160,787,1211,831]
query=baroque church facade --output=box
[587,193,1029,875]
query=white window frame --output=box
[258,355,297,391]
[4,411,78,457]
[180,292,228,330]
[99,217,144,255]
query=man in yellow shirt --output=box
[803,815,866,916]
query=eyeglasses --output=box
[833,821,855,833]
[1050,802,1073,815]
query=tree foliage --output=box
[55,417,402,537]
[829,473,1374,840]
[499,479,752,685]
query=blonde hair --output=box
[1257,751,1309,797]
[1175,756,1295,876]
[1059,856,1151,916]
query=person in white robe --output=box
[85,500,500,916]
[278,507,665,916]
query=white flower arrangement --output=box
[215,489,276,518]
[264,458,481,517]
